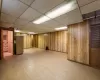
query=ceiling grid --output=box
[0,0,100,33]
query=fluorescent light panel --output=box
[33,0,77,24]
[33,16,50,24]
[55,26,67,30]
[46,1,76,19]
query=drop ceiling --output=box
[0,0,100,33]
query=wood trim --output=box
[0,29,1,59]
[68,59,90,66]
[0,27,14,31]
[88,20,92,65]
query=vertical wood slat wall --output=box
[90,20,100,68]
[16,33,33,49]
[15,30,67,53]
[33,34,38,48]
[67,21,89,65]
[34,30,67,53]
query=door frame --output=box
[0,27,14,59]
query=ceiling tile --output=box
[77,0,96,7]
[22,22,54,33]
[23,22,43,32]
[0,13,17,23]
[19,0,35,5]
[55,8,83,25]
[2,0,28,17]
[81,0,100,14]
[20,7,42,21]
[23,25,40,33]
[23,27,52,33]
[13,25,24,29]
[14,18,29,26]
[36,26,56,33]
[35,24,53,30]
[31,0,64,13]
[25,22,36,28]
[25,22,49,29]
[0,22,14,28]
[42,20,61,28]
[54,14,69,25]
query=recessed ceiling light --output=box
[22,34,27,36]
[28,32,36,34]
[15,30,21,32]
[33,16,50,24]
[55,26,68,30]
[33,0,77,24]
[44,34,48,36]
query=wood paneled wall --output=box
[67,21,89,65]
[90,21,100,69]
[15,33,33,49]
[38,34,46,49]
[33,30,67,53]
[90,48,100,68]
[33,34,38,48]
[0,0,2,19]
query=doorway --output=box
[1,30,13,58]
